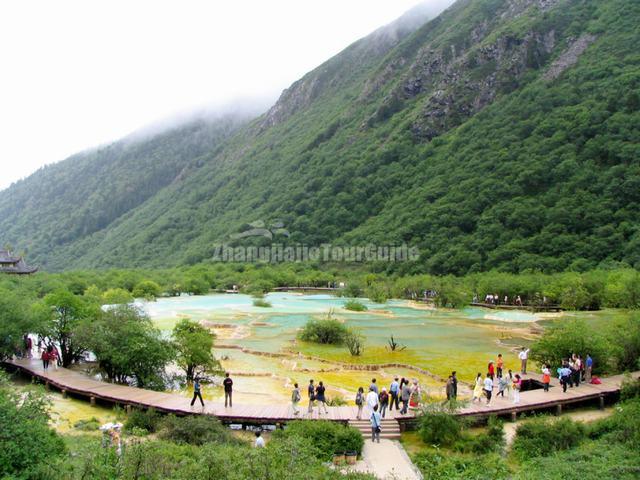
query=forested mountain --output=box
[0,110,255,265]
[1,0,638,273]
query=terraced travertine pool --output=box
[139,292,560,404]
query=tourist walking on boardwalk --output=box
[223,372,233,407]
[451,371,458,399]
[483,374,493,405]
[572,354,581,387]
[472,373,483,403]
[497,372,509,397]
[542,364,551,392]
[370,404,382,443]
[488,361,495,380]
[585,354,593,382]
[369,378,379,394]
[496,354,504,378]
[190,378,204,407]
[445,375,455,402]
[389,377,400,410]
[355,387,364,420]
[292,383,301,415]
[504,370,514,399]
[41,347,49,371]
[307,379,315,415]
[379,388,389,418]
[49,345,58,370]
[409,380,421,410]
[513,374,522,404]
[519,347,530,374]
[559,362,572,392]
[23,334,32,359]
[366,386,379,417]
[315,381,328,414]
[400,379,410,414]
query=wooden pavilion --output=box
[0,249,38,274]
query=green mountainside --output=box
[1,0,639,273]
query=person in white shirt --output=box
[483,375,494,405]
[254,431,265,448]
[366,386,379,417]
[519,347,530,374]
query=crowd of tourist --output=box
[17,333,61,371]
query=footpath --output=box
[348,438,422,480]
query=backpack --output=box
[355,392,363,406]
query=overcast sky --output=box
[0,0,451,190]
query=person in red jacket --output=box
[487,361,495,380]
[41,349,49,371]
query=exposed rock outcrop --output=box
[544,33,597,81]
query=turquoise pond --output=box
[134,292,555,404]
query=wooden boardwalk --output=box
[272,286,339,292]
[470,302,563,312]
[4,359,636,428]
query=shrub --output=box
[516,440,640,480]
[589,398,640,448]
[607,315,640,372]
[273,420,364,460]
[365,284,388,303]
[512,417,586,459]
[454,416,505,454]
[341,283,363,298]
[344,299,367,311]
[73,417,101,431]
[620,375,640,401]
[159,414,237,446]
[344,330,365,356]
[132,280,162,300]
[298,318,349,344]
[124,408,161,433]
[0,376,66,479]
[252,298,272,307]
[326,396,347,406]
[418,407,464,447]
[412,450,508,480]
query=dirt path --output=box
[346,439,422,480]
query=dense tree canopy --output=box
[172,318,219,381]
[78,305,174,388]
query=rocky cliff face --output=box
[364,0,570,140]
[260,2,440,130]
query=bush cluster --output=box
[512,417,586,460]
[273,420,364,460]
[298,318,349,344]
[158,414,238,446]
[124,408,161,433]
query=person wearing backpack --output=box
[400,379,411,415]
[379,388,389,418]
[355,387,364,420]
[370,404,382,443]
[292,383,301,415]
